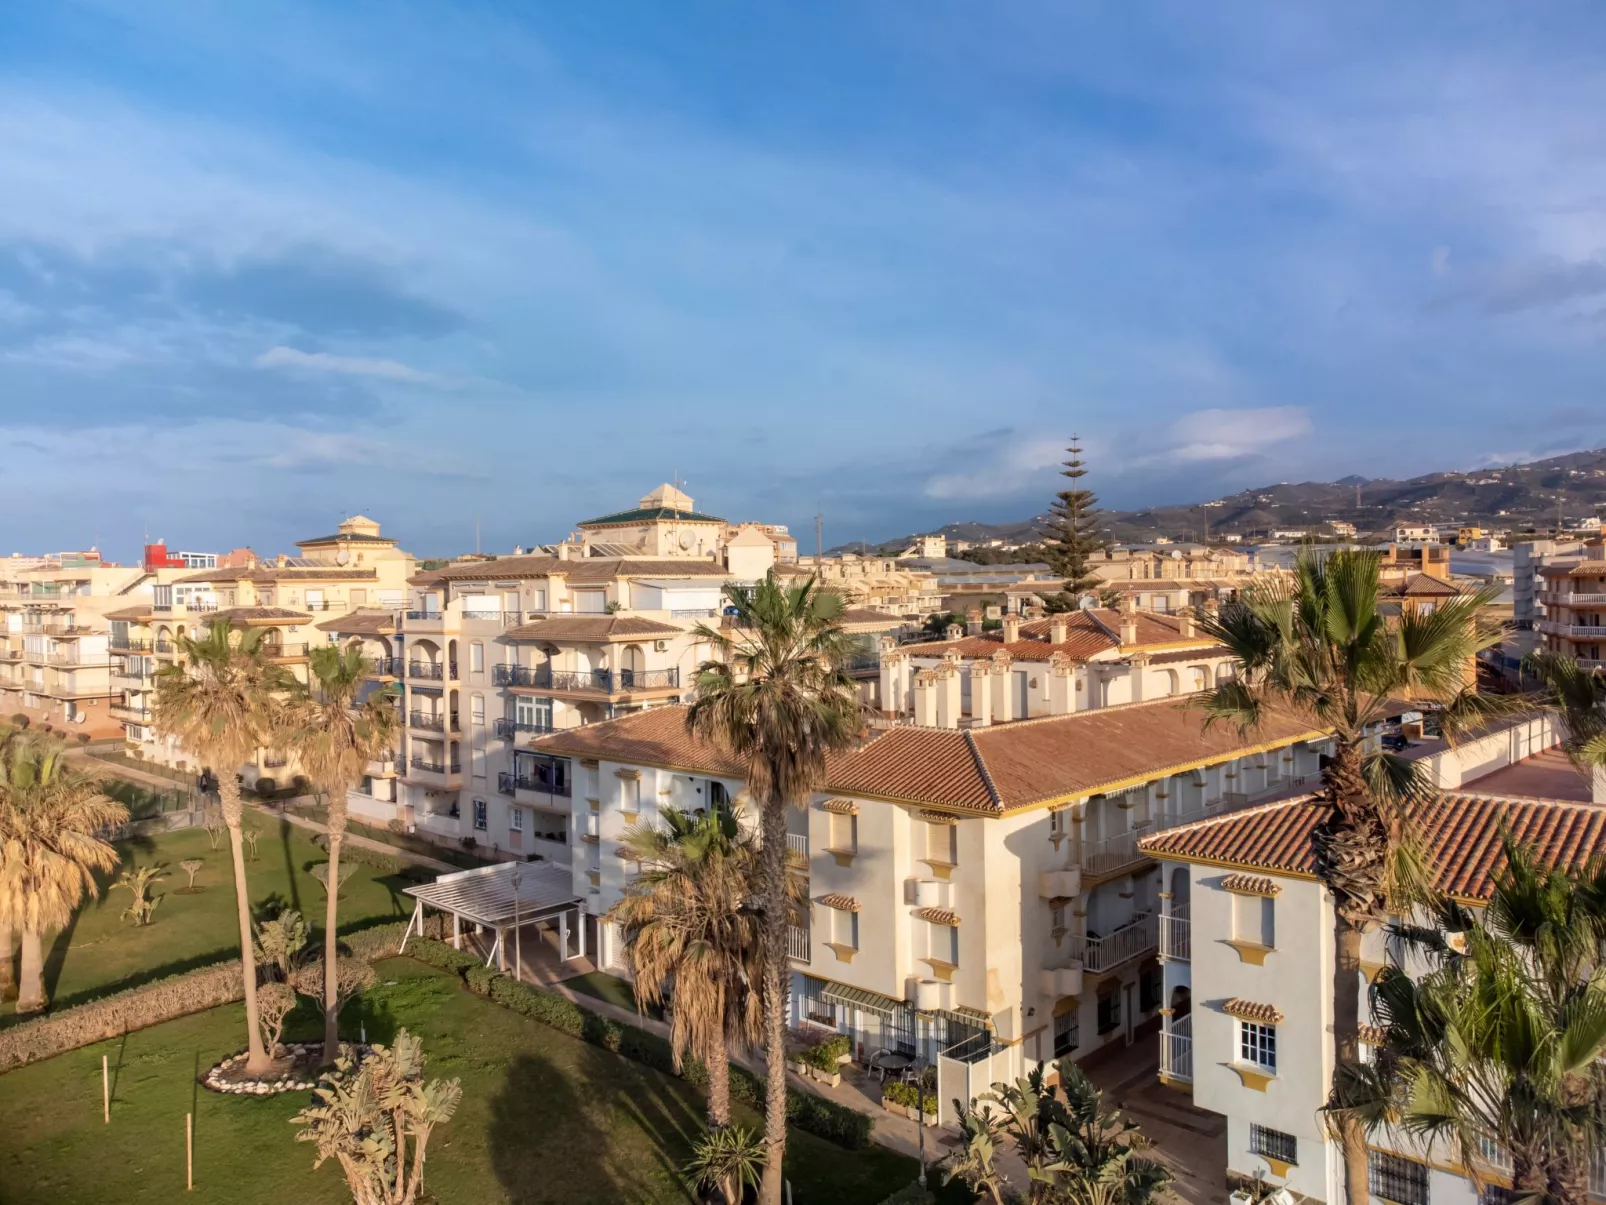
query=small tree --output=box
[311,861,357,898]
[179,858,205,890]
[115,865,168,926]
[257,980,298,1056]
[291,1028,462,1205]
[686,1125,765,1205]
[241,825,262,861]
[201,804,225,851]
[255,909,310,983]
[292,956,376,1034]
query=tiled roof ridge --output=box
[1139,792,1325,841]
[981,695,1208,733]
[962,731,1003,812]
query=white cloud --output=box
[923,436,1069,500]
[1127,407,1312,469]
[254,345,454,386]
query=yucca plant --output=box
[685,1124,765,1205]
[115,864,168,926]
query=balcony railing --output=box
[786,832,808,865]
[409,755,461,776]
[842,652,880,674]
[1160,1014,1192,1084]
[47,652,109,667]
[409,711,446,732]
[1066,913,1156,974]
[494,717,555,739]
[1159,905,1190,962]
[408,661,445,680]
[111,638,154,653]
[548,668,615,693]
[1081,828,1153,878]
[110,703,153,722]
[497,770,572,798]
[670,608,719,620]
[262,643,308,659]
[460,609,505,621]
[404,610,443,622]
[618,667,679,690]
[366,656,400,677]
[787,925,811,963]
[1543,591,1606,607]
[155,640,175,654]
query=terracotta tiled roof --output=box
[1221,873,1281,897]
[1222,998,1284,1024]
[207,607,313,623]
[423,555,732,583]
[1141,790,1606,900]
[176,567,377,584]
[837,608,905,629]
[1384,573,1462,598]
[504,615,684,642]
[530,698,1322,815]
[315,608,397,635]
[1538,561,1606,578]
[103,605,152,622]
[913,907,961,926]
[1359,1023,1387,1046]
[897,609,1222,664]
[818,893,860,912]
[1145,646,1231,666]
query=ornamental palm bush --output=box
[1525,649,1606,791]
[687,571,864,1205]
[1198,547,1511,1203]
[291,1028,461,1205]
[0,732,127,1011]
[606,805,764,1128]
[155,623,293,1075]
[284,643,400,1062]
[1332,837,1606,1205]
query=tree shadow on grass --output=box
[487,1047,702,1205]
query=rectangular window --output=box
[924,820,956,867]
[471,642,484,673]
[1232,892,1275,948]
[1049,809,1067,840]
[1369,1152,1430,1205]
[529,588,547,612]
[1052,1009,1079,1058]
[509,807,524,832]
[708,781,729,812]
[305,589,325,610]
[471,696,485,726]
[831,907,859,951]
[1139,965,1162,1013]
[828,811,857,854]
[1250,1124,1297,1166]
[472,746,487,780]
[1096,990,1121,1035]
[1050,903,1066,933]
[351,589,366,605]
[1239,1021,1277,1072]
[924,919,958,968]
[575,590,607,614]
[514,695,553,730]
[473,800,488,831]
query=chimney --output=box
[1002,614,1021,644]
[1120,612,1138,646]
[1178,608,1196,639]
[1049,615,1069,645]
[557,542,570,561]
[945,622,964,642]
[966,608,983,636]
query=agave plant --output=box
[685,1124,765,1205]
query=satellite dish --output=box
[1078,596,1097,610]
[678,531,695,550]
[335,548,350,565]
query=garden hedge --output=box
[874,1184,935,1205]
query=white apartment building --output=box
[521,696,1333,1119]
[1141,713,1606,1205]
[1534,540,1606,669]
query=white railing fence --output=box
[1081,828,1150,876]
[1160,905,1191,961]
[1067,913,1156,974]
[1160,1013,1192,1083]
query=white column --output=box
[451,913,461,950]
[576,908,588,959]
[559,911,570,962]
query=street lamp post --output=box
[511,864,522,982]
[915,1010,931,1188]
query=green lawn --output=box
[0,959,940,1204]
[565,969,649,1013]
[2,822,422,1025]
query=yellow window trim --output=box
[1225,939,1273,966]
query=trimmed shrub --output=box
[875,1184,935,1205]
[311,833,402,875]
[0,962,245,1073]
[256,777,277,795]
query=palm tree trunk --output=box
[219,777,272,1075]
[757,791,790,1205]
[322,798,347,1063]
[1331,916,1368,1205]
[15,926,45,1013]
[0,920,15,1002]
[707,1033,732,1128]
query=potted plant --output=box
[800,1043,840,1088]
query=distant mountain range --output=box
[847,448,1606,553]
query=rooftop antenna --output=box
[815,514,823,561]
[475,517,481,555]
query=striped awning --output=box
[821,982,900,1020]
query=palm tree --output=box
[1197,547,1511,1204]
[686,572,863,1205]
[154,623,291,1075]
[285,643,400,1062]
[1525,650,1606,793]
[1332,838,1606,1205]
[0,732,127,1012]
[607,806,764,1132]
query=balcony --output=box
[494,717,555,739]
[1080,829,1154,879]
[409,711,446,732]
[366,656,400,678]
[262,643,308,661]
[110,638,154,653]
[617,667,679,691]
[1066,913,1156,975]
[1038,962,1083,998]
[1037,868,1082,900]
[403,611,445,631]
[1159,1014,1193,1085]
[155,640,176,655]
[1537,619,1606,639]
[407,660,446,680]
[1159,905,1191,962]
[1542,591,1606,607]
[110,702,153,722]
[786,831,808,866]
[497,769,572,801]
[549,668,615,693]
[787,925,811,963]
[489,664,679,694]
[842,652,880,675]
[111,667,152,687]
[409,754,461,776]
[493,663,542,688]
[671,608,719,620]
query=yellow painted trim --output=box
[826,943,857,964]
[826,848,856,867]
[920,857,955,880]
[1229,1064,1274,1092]
[1225,939,1273,966]
[1361,961,1386,984]
[1264,1157,1294,1178]
[1157,1074,1192,1093]
[921,958,956,982]
[1142,851,1322,883]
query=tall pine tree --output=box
[1044,437,1106,602]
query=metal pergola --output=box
[399,860,584,970]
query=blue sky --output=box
[3,2,1606,559]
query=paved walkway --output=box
[252,802,459,874]
[1085,1037,1227,1205]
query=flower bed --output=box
[203,1043,329,1096]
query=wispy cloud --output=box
[1157,407,1313,465]
[255,346,454,387]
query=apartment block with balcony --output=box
[880,604,1236,725]
[527,696,1331,1121]
[1536,541,1606,669]
[315,608,405,823]
[1141,713,1602,1205]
